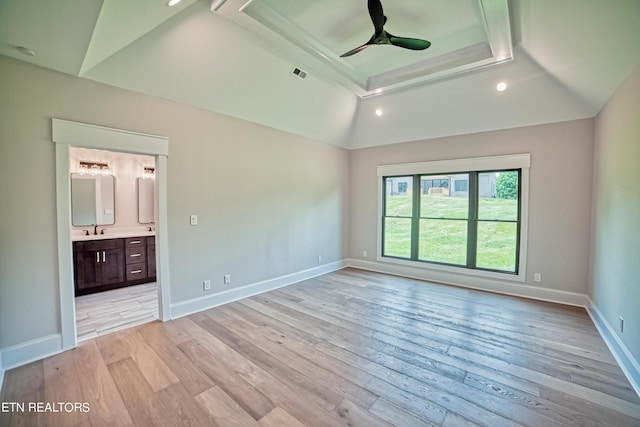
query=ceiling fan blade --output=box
[388,36,431,51]
[368,0,385,35]
[340,43,371,58]
[341,1,432,58]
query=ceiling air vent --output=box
[292,67,307,79]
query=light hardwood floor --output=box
[75,283,158,341]
[1,269,639,426]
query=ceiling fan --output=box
[341,0,432,57]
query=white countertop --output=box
[72,228,155,242]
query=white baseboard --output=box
[0,334,62,374]
[587,299,640,398]
[4,260,636,403]
[170,260,348,319]
[0,261,348,376]
[347,258,589,307]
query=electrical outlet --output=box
[203,280,211,291]
[223,274,231,285]
[533,273,542,283]
[619,316,624,333]
[363,250,368,258]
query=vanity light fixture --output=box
[78,161,111,176]
[142,167,156,179]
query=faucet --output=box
[93,224,98,235]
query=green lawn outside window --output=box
[382,170,520,273]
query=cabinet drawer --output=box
[74,238,124,252]
[125,247,147,264]
[125,237,146,247]
[126,263,147,281]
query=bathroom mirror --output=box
[71,174,116,226]
[137,177,156,224]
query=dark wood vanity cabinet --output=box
[73,236,156,296]
[147,237,156,279]
[74,239,125,295]
[125,237,147,283]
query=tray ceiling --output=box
[215,0,513,97]
[1,0,639,148]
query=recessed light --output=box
[496,81,508,92]
[167,0,181,7]
[15,46,36,57]
[375,108,383,117]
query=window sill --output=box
[377,255,526,283]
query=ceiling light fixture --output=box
[375,108,384,117]
[496,81,508,92]
[211,0,227,11]
[167,0,181,7]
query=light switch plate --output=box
[190,214,198,226]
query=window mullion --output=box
[467,172,478,268]
[514,169,522,273]
[410,175,420,260]
[381,178,387,256]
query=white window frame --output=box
[377,154,530,283]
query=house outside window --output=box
[452,175,469,195]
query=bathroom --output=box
[69,146,158,340]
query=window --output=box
[419,173,469,265]
[476,171,519,271]
[383,177,413,258]
[454,179,469,192]
[378,155,529,280]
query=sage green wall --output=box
[590,63,640,362]
[348,119,594,294]
[0,56,349,349]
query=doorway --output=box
[69,147,159,340]
[53,119,170,351]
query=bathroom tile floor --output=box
[75,282,158,341]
